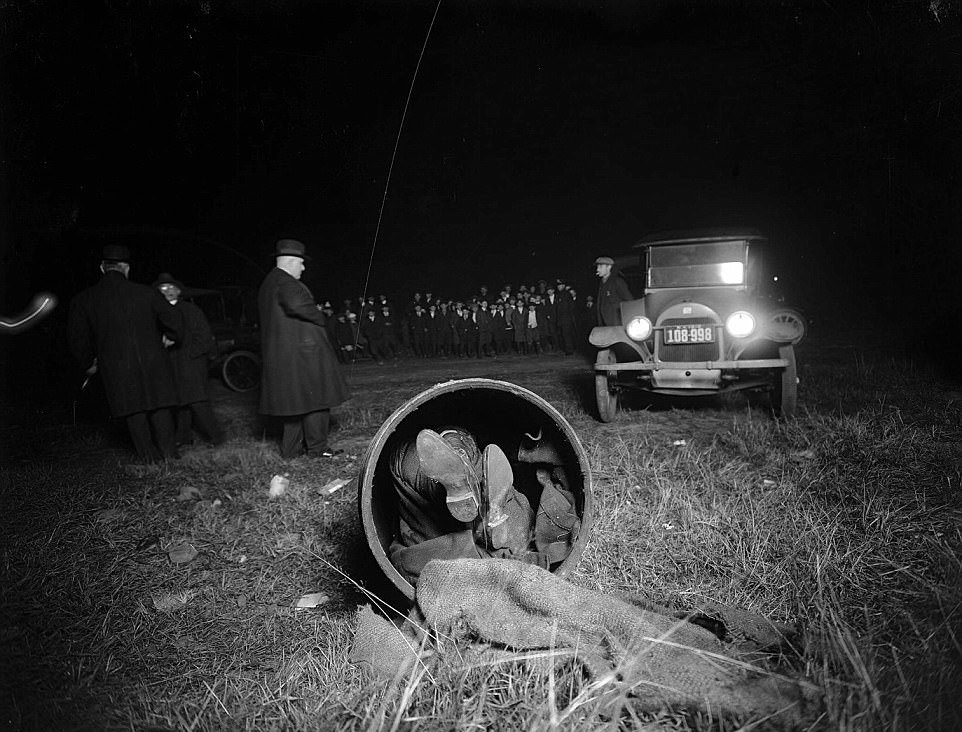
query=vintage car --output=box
[186,286,261,393]
[589,228,806,420]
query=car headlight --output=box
[625,316,652,341]
[725,311,755,338]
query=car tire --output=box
[772,344,797,418]
[595,348,619,422]
[222,350,261,393]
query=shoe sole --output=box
[483,444,514,526]
[416,430,480,522]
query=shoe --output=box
[482,444,514,528]
[416,429,481,522]
[482,444,534,552]
[308,448,343,458]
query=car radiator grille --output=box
[656,317,721,362]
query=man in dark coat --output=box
[554,281,578,355]
[361,309,389,363]
[379,305,400,359]
[476,302,494,357]
[594,256,634,326]
[258,239,349,459]
[153,273,224,446]
[539,288,559,350]
[68,245,183,461]
[426,304,443,357]
[410,305,428,357]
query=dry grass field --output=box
[2,328,961,730]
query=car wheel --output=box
[595,348,619,422]
[222,350,261,393]
[772,344,797,418]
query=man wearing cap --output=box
[258,239,349,458]
[68,245,183,461]
[594,256,634,326]
[153,273,224,446]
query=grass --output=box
[2,338,961,730]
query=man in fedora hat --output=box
[594,255,633,326]
[68,245,183,461]
[153,272,224,447]
[258,238,349,458]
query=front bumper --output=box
[594,357,788,372]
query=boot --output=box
[482,443,514,528]
[416,429,481,522]
[482,444,533,552]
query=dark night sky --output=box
[1,0,960,319]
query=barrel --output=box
[358,378,593,601]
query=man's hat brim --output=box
[102,245,131,262]
[152,272,185,289]
[274,238,311,260]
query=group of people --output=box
[321,276,613,364]
[67,246,225,462]
[67,240,631,462]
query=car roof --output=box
[633,227,767,249]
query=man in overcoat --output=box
[555,281,578,355]
[153,273,224,446]
[68,245,183,461]
[258,239,349,458]
[360,309,389,363]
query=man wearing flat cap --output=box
[153,273,224,447]
[594,255,633,326]
[258,239,349,458]
[68,245,183,461]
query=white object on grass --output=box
[269,474,290,498]
[293,592,329,609]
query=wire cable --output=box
[350,0,442,361]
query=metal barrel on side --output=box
[357,378,593,601]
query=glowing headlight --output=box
[625,316,652,341]
[725,311,755,338]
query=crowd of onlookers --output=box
[320,280,598,363]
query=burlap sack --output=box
[351,558,821,726]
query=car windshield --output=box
[648,241,748,288]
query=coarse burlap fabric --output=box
[350,558,821,725]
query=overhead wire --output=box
[350,0,443,361]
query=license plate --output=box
[663,325,714,344]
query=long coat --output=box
[258,267,348,416]
[596,273,634,326]
[167,300,216,405]
[68,270,182,417]
[510,308,527,343]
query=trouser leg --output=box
[281,418,304,458]
[149,408,178,459]
[303,409,331,456]
[126,412,160,461]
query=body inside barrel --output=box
[359,378,593,601]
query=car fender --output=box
[589,325,627,348]
[589,326,648,360]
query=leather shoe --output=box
[416,429,480,522]
[482,444,514,528]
